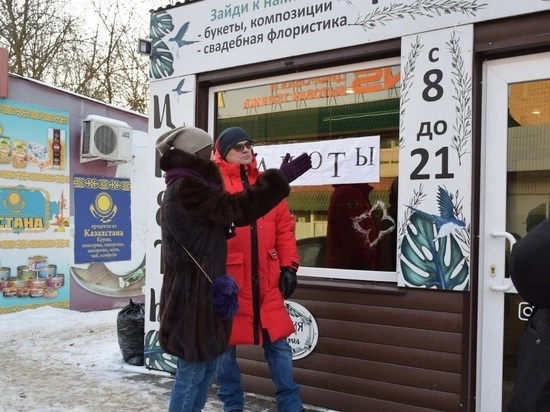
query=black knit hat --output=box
[217,127,251,158]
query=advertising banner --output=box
[73,175,131,264]
[0,100,70,313]
[149,0,550,80]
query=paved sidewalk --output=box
[129,372,334,411]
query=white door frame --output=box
[477,52,550,411]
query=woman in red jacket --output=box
[214,127,305,412]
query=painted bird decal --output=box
[171,79,191,100]
[169,22,200,56]
[407,186,466,241]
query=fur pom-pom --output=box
[211,274,239,321]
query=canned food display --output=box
[28,256,48,271]
[2,288,17,298]
[46,275,64,289]
[1,258,66,302]
[0,267,10,281]
[17,266,36,281]
[17,288,30,298]
[38,265,57,279]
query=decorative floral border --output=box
[352,0,488,31]
[446,31,472,165]
[399,36,422,149]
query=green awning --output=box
[217,98,399,143]
[287,191,332,212]
[287,189,390,212]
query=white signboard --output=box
[254,135,380,186]
[397,26,473,291]
[148,0,550,80]
[143,76,198,373]
[285,300,319,360]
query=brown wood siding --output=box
[234,281,465,411]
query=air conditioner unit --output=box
[80,116,133,163]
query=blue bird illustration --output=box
[407,186,466,241]
[171,79,191,100]
[169,22,200,56]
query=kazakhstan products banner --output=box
[74,175,131,264]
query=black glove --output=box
[279,153,312,183]
[279,267,298,299]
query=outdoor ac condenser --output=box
[80,115,133,163]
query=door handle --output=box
[491,231,517,249]
[490,282,514,292]
[489,231,516,292]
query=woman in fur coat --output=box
[155,126,311,412]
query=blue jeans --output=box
[217,332,303,412]
[169,357,218,412]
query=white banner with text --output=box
[254,135,380,186]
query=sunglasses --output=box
[232,141,253,152]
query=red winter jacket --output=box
[216,152,297,345]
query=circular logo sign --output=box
[285,300,319,360]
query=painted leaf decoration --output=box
[150,11,174,40]
[150,40,174,79]
[400,212,468,290]
[144,329,177,374]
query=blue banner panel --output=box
[74,175,131,264]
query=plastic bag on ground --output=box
[117,299,145,366]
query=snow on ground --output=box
[0,306,335,412]
[0,306,172,412]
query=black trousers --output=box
[509,308,550,411]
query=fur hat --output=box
[217,127,251,158]
[156,126,213,156]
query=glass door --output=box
[478,52,550,411]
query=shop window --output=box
[212,61,400,282]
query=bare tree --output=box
[0,0,82,78]
[0,0,152,114]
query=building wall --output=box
[238,284,465,411]
[1,73,148,313]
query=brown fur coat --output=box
[158,149,290,361]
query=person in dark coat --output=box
[324,183,381,270]
[155,126,311,412]
[508,218,550,411]
[213,127,304,412]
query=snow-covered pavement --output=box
[0,306,330,412]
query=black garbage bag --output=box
[117,299,145,366]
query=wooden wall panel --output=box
[316,338,462,373]
[236,283,467,411]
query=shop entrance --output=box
[478,52,550,410]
